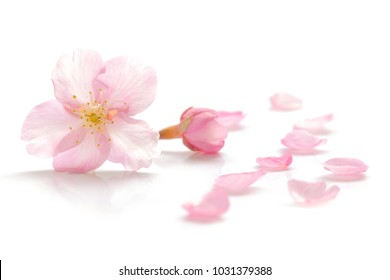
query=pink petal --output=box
[214,169,267,194]
[216,111,245,129]
[183,119,228,154]
[183,189,229,220]
[94,57,157,115]
[294,114,333,133]
[180,107,214,120]
[256,153,293,171]
[180,108,228,154]
[288,179,340,205]
[324,158,368,175]
[55,126,87,155]
[52,49,104,109]
[53,132,111,173]
[107,114,160,171]
[270,93,302,111]
[281,130,326,151]
[21,100,81,158]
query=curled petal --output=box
[107,114,160,171]
[53,132,111,173]
[288,179,340,205]
[21,100,80,158]
[270,93,302,111]
[183,189,229,220]
[281,130,326,151]
[294,114,333,133]
[216,111,245,129]
[52,49,104,109]
[214,169,267,194]
[94,57,157,115]
[324,158,368,175]
[256,153,292,171]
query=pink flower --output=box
[21,50,159,173]
[270,93,302,111]
[288,179,340,205]
[324,157,368,175]
[180,108,228,153]
[281,130,326,151]
[256,153,293,171]
[183,189,230,220]
[214,169,267,194]
[293,114,333,133]
[159,107,228,154]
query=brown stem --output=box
[159,124,181,139]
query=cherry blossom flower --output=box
[281,130,326,151]
[256,153,292,171]
[270,93,302,111]
[183,189,229,220]
[288,179,340,205]
[214,169,267,194]
[324,158,368,175]
[22,50,159,173]
[294,114,333,133]
[216,111,245,129]
[159,107,228,154]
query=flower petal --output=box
[94,57,157,115]
[53,132,111,173]
[288,179,340,205]
[183,119,227,153]
[183,189,229,220]
[52,49,104,109]
[54,126,87,154]
[214,169,267,194]
[180,108,228,154]
[107,115,159,170]
[256,153,292,171]
[270,93,302,111]
[216,111,245,129]
[324,158,368,175]
[281,130,326,151]
[294,114,333,133]
[21,100,80,158]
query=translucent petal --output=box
[183,189,229,220]
[256,153,292,171]
[214,169,267,194]
[288,179,340,205]
[216,111,245,129]
[324,158,368,175]
[281,130,326,151]
[270,93,302,111]
[294,114,333,133]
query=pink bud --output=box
[179,107,228,154]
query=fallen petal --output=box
[288,179,340,205]
[183,189,229,219]
[216,111,245,129]
[281,130,326,151]
[324,158,368,175]
[214,169,267,194]
[270,93,302,111]
[256,153,292,171]
[294,114,333,133]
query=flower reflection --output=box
[14,170,156,211]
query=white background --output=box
[1,0,389,279]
